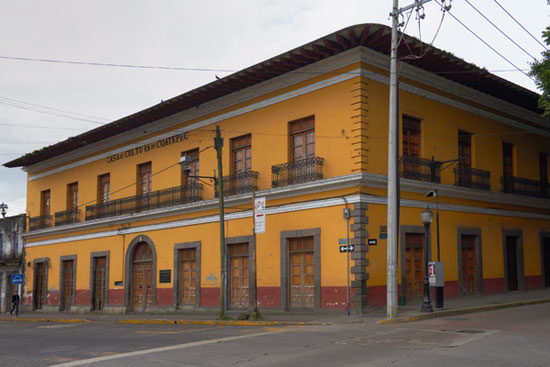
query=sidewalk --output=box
[1,288,549,326]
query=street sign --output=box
[11,274,24,285]
[339,245,355,253]
[338,238,349,245]
[254,197,266,234]
[368,239,377,246]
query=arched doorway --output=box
[131,242,153,311]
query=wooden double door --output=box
[92,257,107,311]
[132,243,153,311]
[179,248,197,306]
[405,233,424,301]
[229,243,249,309]
[61,260,74,311]
[461,235,477,295]
[34,263,46,310]
[289,237,314,309]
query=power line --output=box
[0,122,88,131]
[465,0,537,61]
[434,0,534,81]
[493,0,548,51]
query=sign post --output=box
[11,274,24,317]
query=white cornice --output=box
[25,189,550,248]
[24,172,550,244]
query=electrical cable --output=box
[465,0,537,61]
[493,0,548,51]
[434,0,534,81]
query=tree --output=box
[530,26,550,117]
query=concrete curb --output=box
[377,298,550,324]
[0,316,316,326]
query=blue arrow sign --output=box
[11,274,24,285]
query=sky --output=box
[0,0,549,217]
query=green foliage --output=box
[529,26,550,117]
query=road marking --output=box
[38,324,81,329]
[47,326,298,367]
[134,326,222,334]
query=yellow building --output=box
[4,24,550,314]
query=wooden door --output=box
[229,243,249,308]
[179,248,196,306]
[62,260,74,311]
[458,131,472,187]
[34,263,46,310]
[405,233,424,301]
[544,238,550,288]
[502,143,514,192]
[132,243,153,311]
[506,236,519,291]
[93,257,107,311]
[461,235,477,295]
[402,116,421,178]
[289,237,314,309]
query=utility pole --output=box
[387,0,437,319]
[215,125,227,320]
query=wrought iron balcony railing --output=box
[399,156,442,183]
[454,166,491,191]
[55,208,81,226]
[501,175,549,198]
[271,156,324,188]
[85,183,203,221]
[29,215,52,231]
[216,170,259,197]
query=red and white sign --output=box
[254,197,266,233]
[428,263,436,285]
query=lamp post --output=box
[420,207,433,313]
[0,202,7,218]
[426,189,444,308]
[179,125,227,320]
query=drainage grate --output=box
[455,329,485,334]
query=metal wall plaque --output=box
[159,270,171,283]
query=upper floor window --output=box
[231,134,251,173]
[98,174,110,204]
[67,182,78,211]
[181,149,199,185]
[458,130,472,169]
[40,190,50,216]
[137,162,152,195]
[540,152,549,184]
[402,116,421,157]
[289,116,314,161]
[502,142,514,177]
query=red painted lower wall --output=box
[201,287,219,306]
[156,288,172,306]
[47,290,59,305]
[525,276,542,290]
[321,286,348,308]
[109,289,124,306]
[75,290,89,305]
[483,278,506,294]
[258,287,280,307]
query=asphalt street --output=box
[1,303,549,367]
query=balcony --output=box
[54,208,80,226]
[85,183,203,221]
[399,156,442,183]
[29,215,52,231]
[216,171,259,197]
[271,157,324,188]
[454,166,491,191]
[501,176,549,199]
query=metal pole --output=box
[346,208,350,316]
[215,125,227,320]
[421,222,433,312]
[387,0,400,319]
[435,190,444,308]
[249,192,262,320]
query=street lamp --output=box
[0,202,7,218]
[420,207,433,313]
[426,189,444,308]
[179,125,228,320]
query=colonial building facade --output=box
[0,214,25,313]
[4,24,550,314]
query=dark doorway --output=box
[61,260,74,311]
[92,257,107,311]
[405,233,424,301]
[506,236,519,291]
[34,263,46,310]
[461,235,477,295]
[543,237,550,288]
[131,242,153,311]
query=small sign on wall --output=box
[159,270,171,283]
[114,281,123,287]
